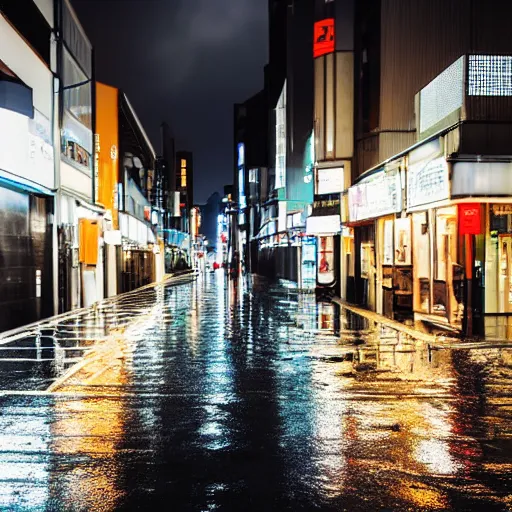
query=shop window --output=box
[62,48,92,129]
[61,48,92,170]
[489,205,512,314]
[434,207,463,323]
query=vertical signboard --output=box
[458,203,482,235]
[313,19,335,58]
[238,143,246,224]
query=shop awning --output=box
[0,60,33,118]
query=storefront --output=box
[306,165,345,299]
[348,162,403,313]
[349,129,512,337]
[0,185,54,331]
[58,195,105,311]
[0,31,56,329]
[119,212,156,293]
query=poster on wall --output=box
[383,220,394,265]
[317,236,335,285]
[407,157,449,209]
[394,217,412,265]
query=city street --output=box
[0,274,510,511]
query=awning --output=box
[0,60,33,118]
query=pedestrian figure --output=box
[230,251,240,280]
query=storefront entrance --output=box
[121,249,154,293]
[0,188,53,331]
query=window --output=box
[181,159,187,168]
[61,48,92,170]
[62,48,92,129]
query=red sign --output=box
[458,204,482,235]
[313,19,335,58]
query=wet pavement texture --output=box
[0,273,511,511]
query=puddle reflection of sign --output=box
[459,203,482,234]
[318,302,335,331]
[314,19,335,58]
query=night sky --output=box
[72,0,268,204]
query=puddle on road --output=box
[0,273,509,511]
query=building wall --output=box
[354,0,512,176]
[0,14,54,190]
[33,0,53,27]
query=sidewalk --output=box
[332,297,512,348]
[0,270,197,392]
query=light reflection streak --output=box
[0,414,50,510]
[199,273,234,452]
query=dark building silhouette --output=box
[200,192,222,247]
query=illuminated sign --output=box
[492,204,512,216]
[275,84,286,189]
[306,214,340,235]
[316,166,343,195]
[238,168,246,210]
[237,143,245,167]
[313,19,335,59]
[348,170,402,222]
[313,197,340,217]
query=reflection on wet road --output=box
[0,273,510,511]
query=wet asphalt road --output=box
[0,273,511,511]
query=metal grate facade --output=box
[468,55,512,96]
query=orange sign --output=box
[314,19,335,58]
[459,203,482,235]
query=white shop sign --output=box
[316,166,344,195]
[407,157,449,209]
[348,170,402,222]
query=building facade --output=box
[175,150,193,234]
[345,0,512,338]
[96,82,160,295]
[234,0,316,289]
[0,0,56,330]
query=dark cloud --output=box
[72,0,268,203]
